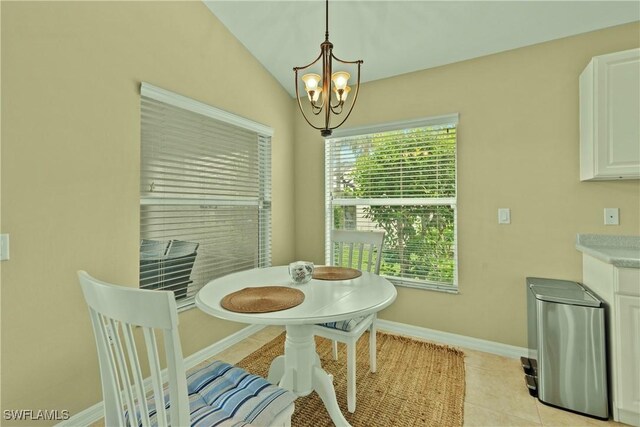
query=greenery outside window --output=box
[325,114,458,292]
[140,83,272,307]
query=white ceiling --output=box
[204,1,640,97]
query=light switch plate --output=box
[498,208,511,224]
[604,208,619,225]
[0,234,9,261]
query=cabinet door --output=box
[595,50,640,178]
[616,294,640,418]
[580,48,640,180]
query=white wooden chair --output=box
[313,230,385,413]
[78,270,295,427]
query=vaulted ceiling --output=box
[205,1,639,97]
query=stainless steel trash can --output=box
[525,277,608,419]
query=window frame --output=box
[324,114,459,293]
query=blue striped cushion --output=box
[130,360,295,427]
[317,316,368,332]
[188,361,294,426]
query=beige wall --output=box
[1,1,295,420]
[294,22,640,347]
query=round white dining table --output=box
[196,265,397,427]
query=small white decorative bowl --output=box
[288,261,314,284]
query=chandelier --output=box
[293,0,363,137]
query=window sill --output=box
[177,297,197,312]
[386,277,459,294]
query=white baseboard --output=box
[377,319,528,359]
[58,324,265,427]
[618,409,640,427]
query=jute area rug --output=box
[236,331,465,426]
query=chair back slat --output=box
[163,326,190,427]
[356,242,365,268]
[143,327,168,427]
[89,310,127,425]
[366,242,375,269]
[347,242,355,267]
[78,271,189,427]
[107,318,139,427]
[122,323,151,427]
[331,230,385,274]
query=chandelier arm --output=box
[294,51,324,73]
[331,53,364,66]
[329,91,344,112]
[327,60,363,132]
[329,102,344,114]
[294,49,325,114]
[310,94,325,112]
[328,55,362,112]
[295,95,325,131]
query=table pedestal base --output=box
[267,324,351,427]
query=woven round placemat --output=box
[220,286,304,313]
[313,266,362,280]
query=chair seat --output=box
[317,316,368,332]
[133,360,296,427]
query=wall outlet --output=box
[604,208,619,225]
[0,234,9,261]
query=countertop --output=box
[576,234,640,268]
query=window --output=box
[140,83,272,306]
[325,114,458,292]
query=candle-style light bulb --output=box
[302,73,321,91]
[331,71,350,91]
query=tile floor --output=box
[213,326,624,427]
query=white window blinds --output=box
[326,114,458,291]
[140,83,272,306]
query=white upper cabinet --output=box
[580,48,640,181]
